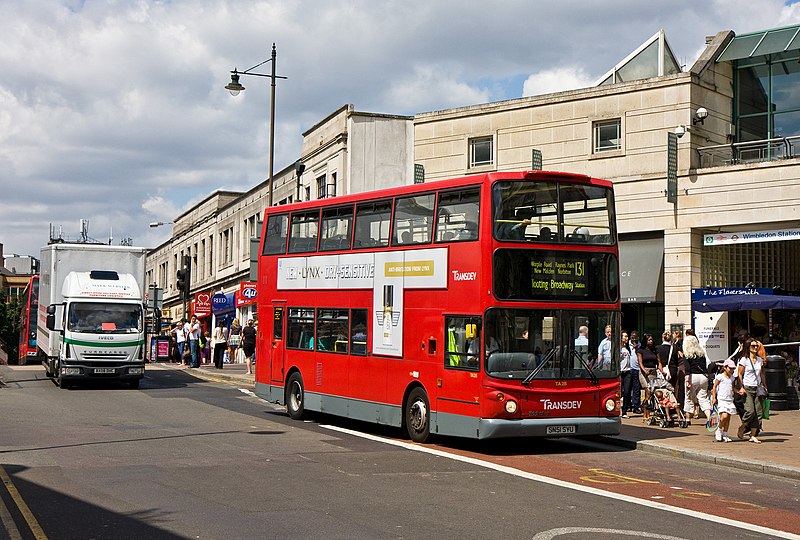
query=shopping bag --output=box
[236,348,246,363]
[762,397,771,420]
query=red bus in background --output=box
[256,171,621,442]
[18,275,39,365]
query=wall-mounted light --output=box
[693,107,709,125]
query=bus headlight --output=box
[505,400,518,414]
[604,398,616,412]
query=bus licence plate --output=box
[546,425,576,435]
[94,368,116,374]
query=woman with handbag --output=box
[737,338,767,443]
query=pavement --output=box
[124,363,800,480]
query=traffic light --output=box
[176,255,191,302]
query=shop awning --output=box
[692,294,800,312]
[619,237,664,303]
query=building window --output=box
[317,174,327,199]
[593,119,622,153]
[468,136,494,168]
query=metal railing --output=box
[697,135,800,168]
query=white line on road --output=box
[320,424,800,540]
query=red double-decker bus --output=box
[17,275,39,365]
[256,171,620,442]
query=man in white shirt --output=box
[188,315,201,368]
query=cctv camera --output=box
[674,125,686,138]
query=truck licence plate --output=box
[94,368,116,374]
[546,425,576,435]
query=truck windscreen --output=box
[68,303,143,333]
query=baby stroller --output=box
[645,374,689,428]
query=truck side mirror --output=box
[46,304,56,330]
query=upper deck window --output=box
[435,188,480,242]
[263,214,289,255]
[288,211,319,254]
[393,193,435,246]
[492,181,614,245]
[319,206,353,251]
[354,200,391,249]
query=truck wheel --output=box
[57,369,70,389]
[404,387,431,443]
[128,379,140,389]
[285,373,306,420]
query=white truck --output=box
[38,244,147,389]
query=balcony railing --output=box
[697,136,800,168]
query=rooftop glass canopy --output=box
[718,24,800,63]
[595,30,681,86]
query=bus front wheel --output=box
[286,373,306,420]
[405,388,430,443]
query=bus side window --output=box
[435,188,480,242]
[445,315,480,371]
[392,193,434,246]
[354,200,392,248]
[287,308,315,350]
[350,309,368,355]
[263,214,289,255]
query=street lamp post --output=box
[225,43,287,207]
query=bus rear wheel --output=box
[286,373,306,420]
[405,388,430,443]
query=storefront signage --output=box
[704,227,800,246]
[236,281,258,306]
[211,292,233,313]
[194,292,211,316]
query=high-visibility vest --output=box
[447,328,460,366]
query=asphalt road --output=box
[1,365,797,540]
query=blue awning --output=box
[692,294,800,312]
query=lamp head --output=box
[225,70,245,96]
[693,107,708,125]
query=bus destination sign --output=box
[531,258,587,296]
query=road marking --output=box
[0,486,23,540]
[0,465,47,540]
[579,468,658,485]
[239,388,258,397]
[532,528,690,539]
[320,424,800,540]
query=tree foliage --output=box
[0,293,22,363]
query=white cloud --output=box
[522,67,596,98]
[1,0,799,257]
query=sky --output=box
[2,0,800,259]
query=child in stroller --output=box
[646,373,689,428]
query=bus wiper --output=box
[571,349,599,386]
[522,347,556,386]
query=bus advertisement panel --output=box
[255,171,620,442]
[18,275,39,364]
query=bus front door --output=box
[270,303,286,384]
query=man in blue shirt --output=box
[595,325,613,370]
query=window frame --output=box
[592,118,622,154]
[468,135,494,168]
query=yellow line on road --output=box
[0,465,48,540]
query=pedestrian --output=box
[655,331,673,383]
[619,332,634,418]
[188,315,201,368]
[682,334,713,425]
[629,331,643,413]
[242,319,257,375]
[173,320,187,365]
[200,330,211,364]
[213,320,228,369]
[670,329,687,412]
[711,358,738,442]
[182,318,192,365]
[737,338,767,443]
[637,333,661,423]
[228,318,242,362]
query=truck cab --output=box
[45,270,145,388]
